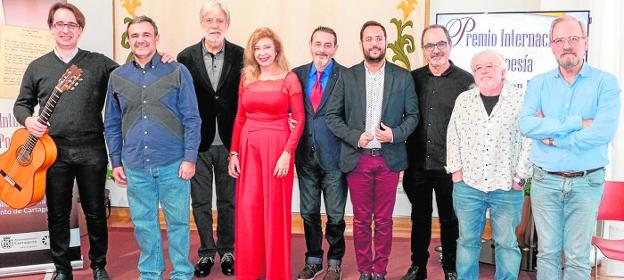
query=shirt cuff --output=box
[110,156,122,168]
[183,149,198,164]
[563,115,583,132]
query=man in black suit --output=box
[325,21,419,280]
[176,0,243,277]
[291,26,346,280]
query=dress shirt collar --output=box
[132,52,162,70]
[553,60,592,79]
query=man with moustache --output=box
[325,21,419,280]
[104,16,201,280]
[448,49,531,280]
[177,0,243,276]
[401,25,473,280]
[519,15,620,280]
[291,26,346,280]
[14,3,116,279]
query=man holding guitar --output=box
[13,3,115,280]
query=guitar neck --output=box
[37,88,62,125]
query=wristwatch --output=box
[513,176,527,187]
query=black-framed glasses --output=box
[423,40,448,52]
[53,21,80,30]
[552,36,585,48]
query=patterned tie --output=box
[310,70,323,112]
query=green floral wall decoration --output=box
[388,0,417,69]
[119,0,142,62]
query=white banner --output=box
[437,11,590,89]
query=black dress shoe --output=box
[221,252,234,276]
[444,270,457,280]
[194,256,215,277]
[400,265,426,280]
[93,267,110,280]
[53,271,73,280]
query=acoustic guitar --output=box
[0,65,83,209]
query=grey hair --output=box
[200,0,231,24]
[470,49,504,72]
[550,15,587,40]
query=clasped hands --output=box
[359,122,393,147]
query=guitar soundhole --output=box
[16,145,33,166]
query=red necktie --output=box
[310,71,323,112]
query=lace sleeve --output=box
[282,72,304,154]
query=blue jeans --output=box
[296,150,347,265]
[453,181,524,280]
[125,160,194,280]
[531,166,605,280]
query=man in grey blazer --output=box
[325,21,419,280]
[292,26,347,280]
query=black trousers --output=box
[191,145,235,257]
[46,140,108,272]
[402,167,458,275]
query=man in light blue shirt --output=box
[519,15,620,280]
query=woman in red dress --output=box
[228,27,304,280]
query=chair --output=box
[593,181,624,279]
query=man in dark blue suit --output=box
[291,26,347,280]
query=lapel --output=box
[354,63,367,118]
[381,62,394,116]
[191,40,215,94]
[316,61,339,113]
[216,40,233,91]
[300,63,314,113]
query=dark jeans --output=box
[403,167,458,274]
[296,150,347,265]
[46,140,108,272]
[191,145,235,257]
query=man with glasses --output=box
[325,21,418,280]
[13,3,116,280]
[519,15,621,280]
[177,0,243,277]
[401,25,473,280]
[447,49,531,280]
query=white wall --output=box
[69,0,113,58]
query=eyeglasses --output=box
[422,40,448,52]
[363,36,385,44]
[53,22,80,30]
[552,36,585,48]
[473,63,500,72]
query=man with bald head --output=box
[519,15,621,280]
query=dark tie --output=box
[310,70,323,112]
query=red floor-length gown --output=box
[231,72,304,280]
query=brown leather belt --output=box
[360,148,383,157]
[546,167,603,178]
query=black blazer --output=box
[325,61,419,173]
[292,60,345,171]
[177,40,244,151]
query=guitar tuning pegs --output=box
[75,83,80,86]
[71,87,75,90]
[79,78,84,81]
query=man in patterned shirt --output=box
[446,49,532,279]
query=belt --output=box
[360,148,383,156]
[546,167,603,178]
